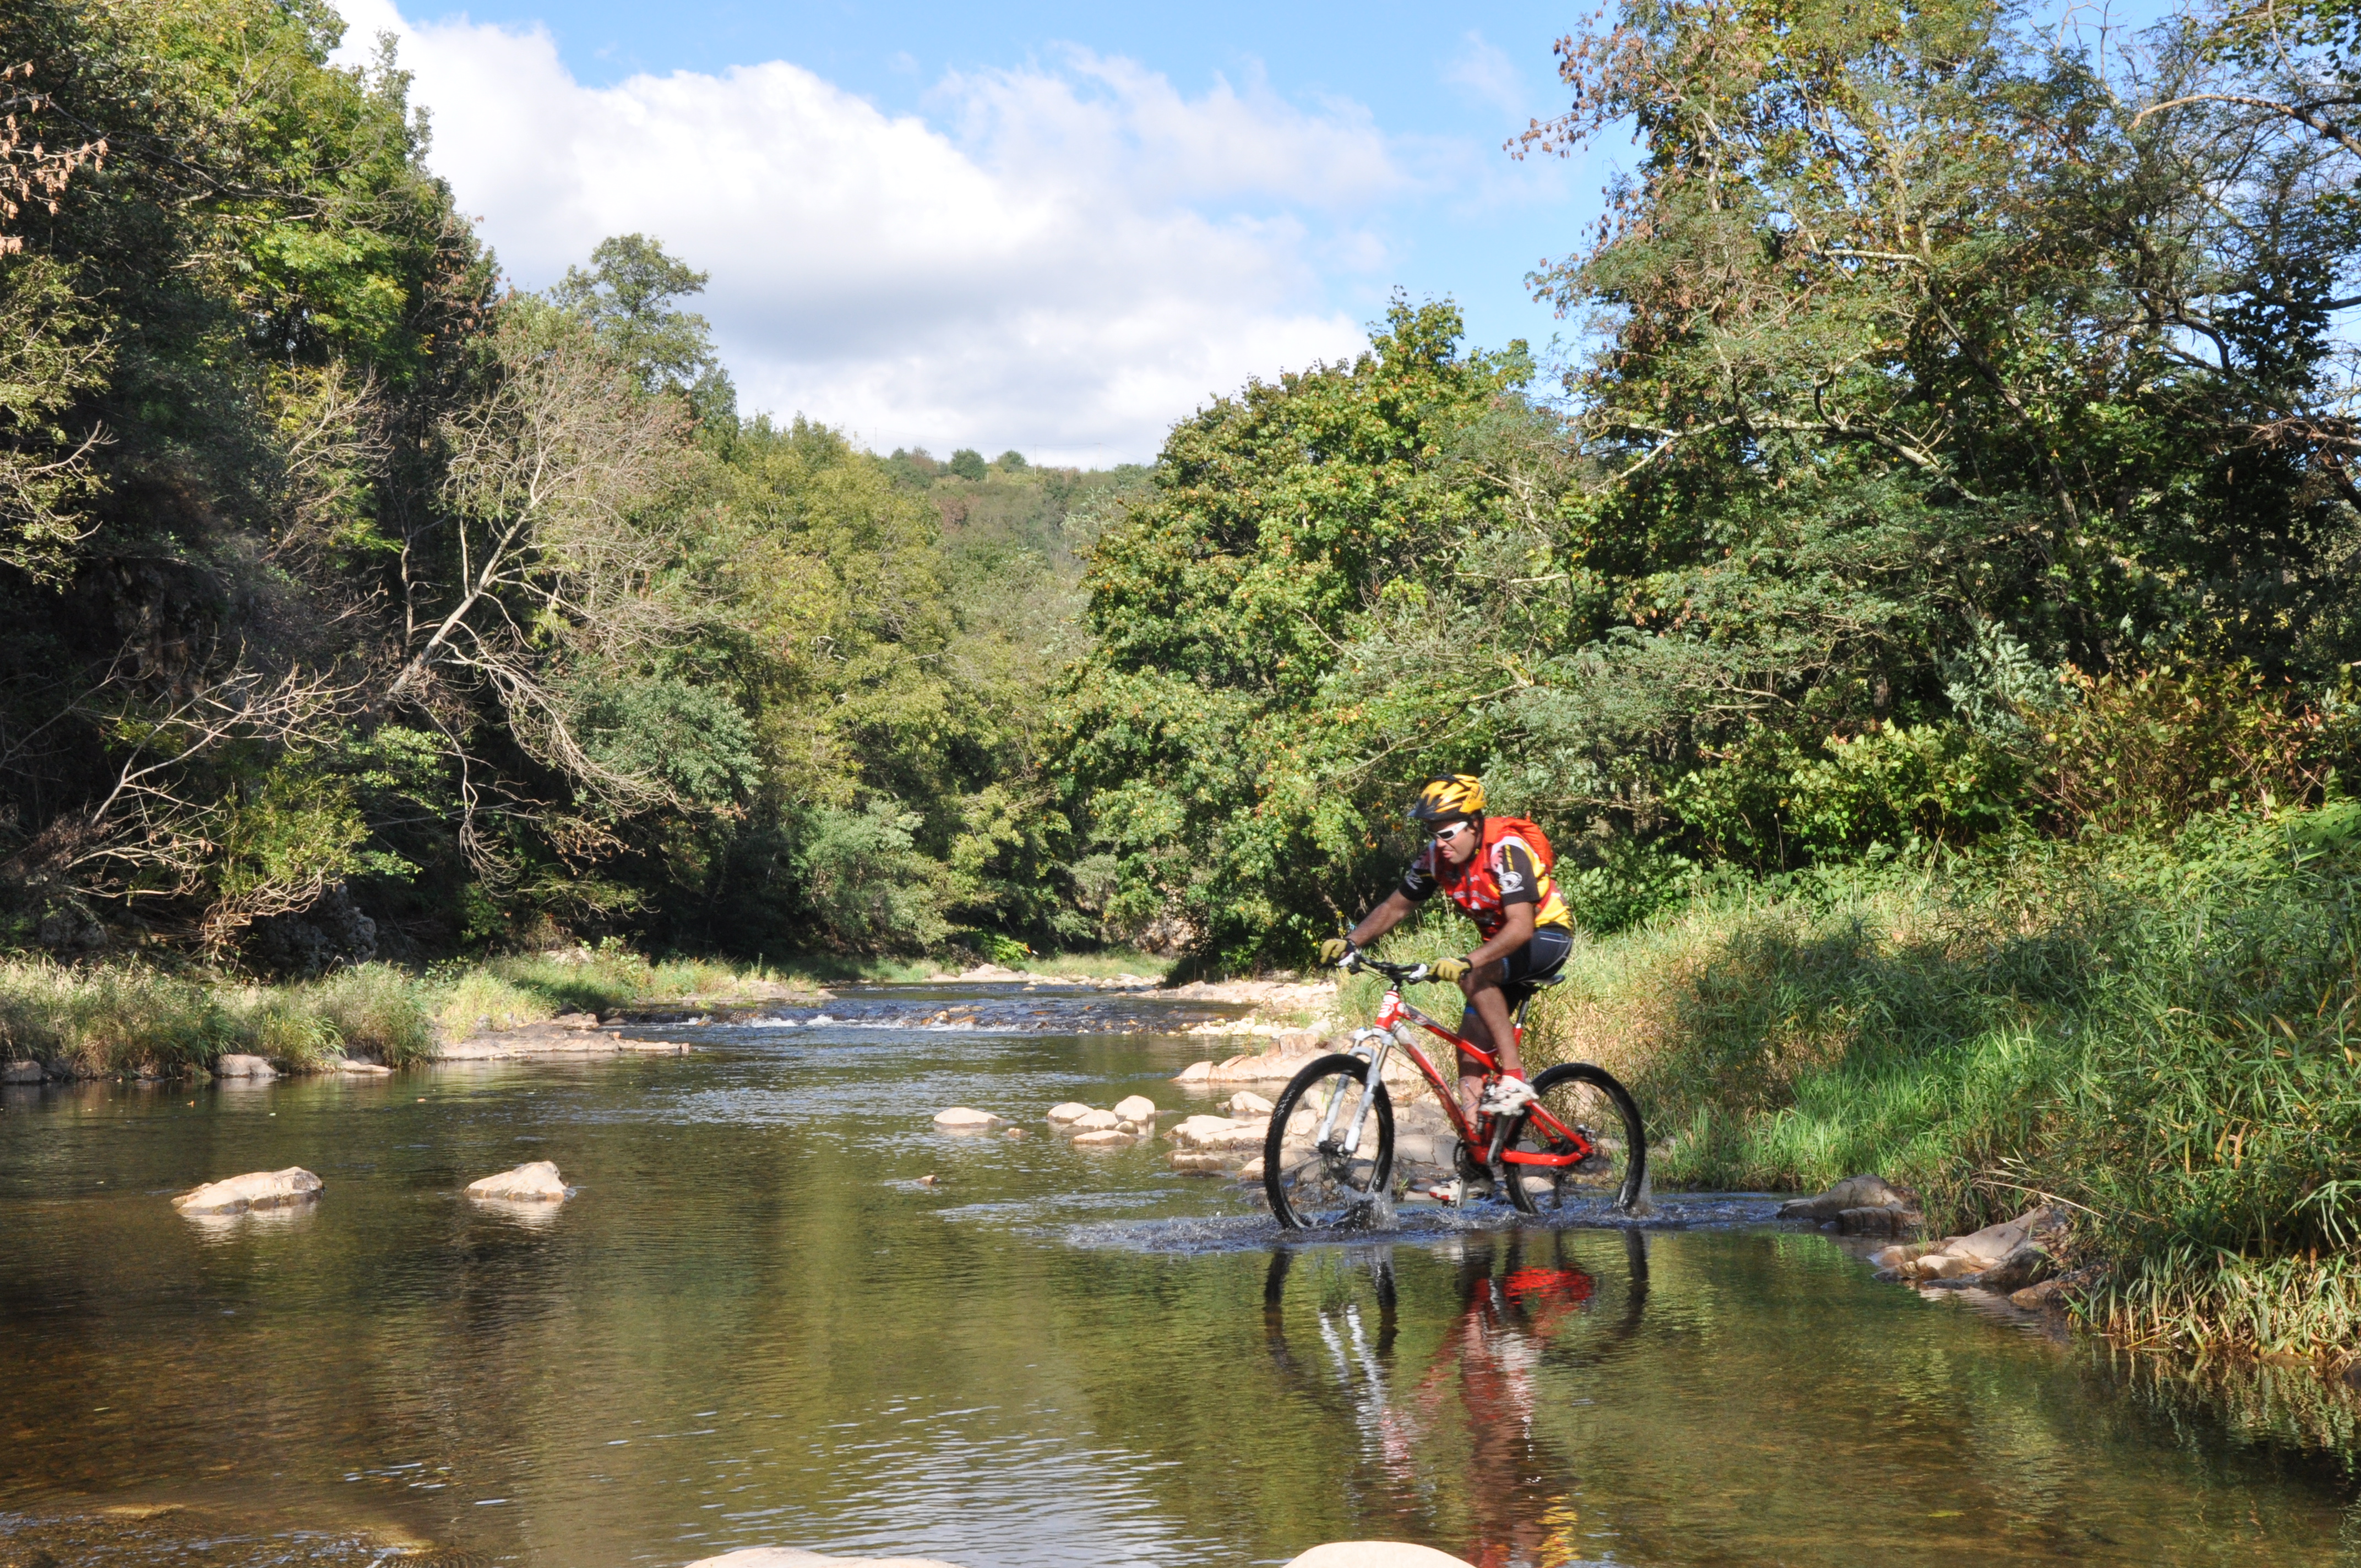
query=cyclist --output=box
[1319,774,1575,1146]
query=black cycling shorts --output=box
[1498,925,1573,1000]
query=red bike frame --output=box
[1352,973,1596,1173]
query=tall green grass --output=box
[1417,810,2361,1360]
[0,946,832,1077]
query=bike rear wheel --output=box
[1263,1054,1395,1230]
[1503,1062,1647,1215]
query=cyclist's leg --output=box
[1465,928,1574,1085]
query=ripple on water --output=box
[3,984,2359,1568]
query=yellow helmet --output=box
[1408,774,1486,825]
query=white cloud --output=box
[1444,32,1527,122]
[334,0,1392,463]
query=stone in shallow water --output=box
[1071,1128,1135,1148]
[1226,1089,1275,1115]
[466,1160,569,1202]
[1,1060,42,1084]
[171,1167,322,1214]
[683,1550,972,1568]
[1069,1107,1122,1131]
[1112,1093,1158,1121]
[1284,1544,1476,1567]
[931,1107,1002,1129]
[213,1054,276,1080]
[1043,1102,1092,1124]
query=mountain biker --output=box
[1318,774,1575,1141]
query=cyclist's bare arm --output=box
[1346,890,1418,950]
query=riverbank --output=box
[1381,806,2361,1367]
[0,948,1199,1083]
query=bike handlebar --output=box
[1337,952,1430,984]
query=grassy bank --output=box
[0,945,1177,1079]
[0,949,818,1075]
[1347,809,2361,1362]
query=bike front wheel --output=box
[1503,1062,1647,1215]
[1263,1054,1395,1230]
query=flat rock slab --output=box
[1285,1544,1476,1568]
[213,1054,276,1080]
[1,1060,43,1084]
[1043,1102,1092,1124]
[436,1025,692,1061]
[932,1107,1002,1129]
[172,1167,322,1215]
[466,1160,569,1202]
[684,1550,971,1568]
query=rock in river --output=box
[1043,1102,1093,1125]
[1284,1545,1476,1567]
[1071,1128,1136,1148]
[172,1167,322,1215]
[1226,1090,1275,1115]
[684,1549,972,1568]
[212,1053,276,1081]
[466,1160,570,1202]
[1873,1205,2066,1287]
[1112,1093,1160,1121]
[932,1107,1002,1129]
[2,1059,42,1084]
[1778,1173,1919,1232]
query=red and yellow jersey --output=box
[1401,819,1574,940]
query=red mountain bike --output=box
[1263,955,1647,1229]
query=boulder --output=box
[1974,1241,2057,1294]
[1112,1093,1159,1121]
[172,1167,322,1215]
[683,1550,971,1568]
[1173,1060,1215,1082]
[553,1010,600,1031]
[1,1060,42,1084]
[1070,1108,1122,1131]
[1886,1205,2067,1284]
[1284,1545,1476,1568]
[1834,1205,1917,1235]
[1237,1156,1265,1181]
[213,1054,276,1081]
[1226,1090,1276,1115]
[331,1057,394,1076]
[1777,1173,1917,1221]
[1071,1129,1135,1148]
[465,1160,570,1202]
[931,1108,1002,1129]
[1043,1102,1093,1125]
[1169,1115,1268,1152]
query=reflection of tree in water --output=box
[1263,1229,1649,1567]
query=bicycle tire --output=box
[1503,1061,1647,1215]
[1263,1053,1395,1229]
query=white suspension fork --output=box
[1317,1026,1395,1155]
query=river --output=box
[0,980,2354,1566]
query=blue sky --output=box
[333,0,1614,463]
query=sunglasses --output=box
[1432,820,1476,844]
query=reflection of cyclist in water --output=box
[1388,1237,1598,1568]
[1266,1232,1647,1568]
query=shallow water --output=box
[1,982,2356,1567]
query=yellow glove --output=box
[1318,937,1355,966]
[1432,955,1471,983]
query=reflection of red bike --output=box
[1261,1231,1650,1568]
[1264,956,1647,1229]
